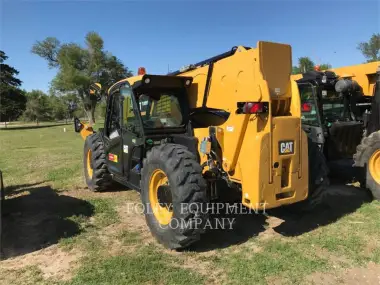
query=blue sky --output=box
[1,0,379,93]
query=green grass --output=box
[1,123,380,285]
[118,229,142,245]
[88,198,120,227]
[0,266,49,285]
[58,198,119,251]
[0,124,85,189]
[66,246,204,285]
[216,239,328,285]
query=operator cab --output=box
[102,74,195,189]
[297,71,363,160]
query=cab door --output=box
[120,83,144,188]
[103,92,123,175]
[298,82,325,145]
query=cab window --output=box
[299,84,319,126]
[106,93,121,138]
[137,92,183,129]
[120,84,137,128]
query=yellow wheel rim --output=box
[87,149,93,178]
[369,150,380,184]
[149,169,173,225]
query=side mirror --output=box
[89,83,103,101]
[74,117,83,133]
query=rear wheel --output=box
[141,144,208,249]
[84,133,113,192]
[353,131,380,199]
[289,139,330,212]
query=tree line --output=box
[291,33,379,74]
[1,33,379,125]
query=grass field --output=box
[1,124,380,284]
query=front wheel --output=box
[141,144,208,249]
[84,133,113,192]
[354,131,380,199]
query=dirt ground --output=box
[1,181,379,284]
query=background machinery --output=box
[292,63,380,199]
[354,66,380,199]
[75,42,314,249]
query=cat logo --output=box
[279,141,294,155]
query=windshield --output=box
[321,90,345,122]
[137,92,183,128]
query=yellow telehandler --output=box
[75,42,315,249]
[292,62,380,199]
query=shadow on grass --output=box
[188,210,267,252]
[3,181,47,196]
[188,181,267,252]
[271,184,372,236]
[0,123,69,131]
[1,182,94,259]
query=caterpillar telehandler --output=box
[75,42,313,249]
[292,63,380,199]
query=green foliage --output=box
[22,90,53,124]
[292,65,300,74]
[292,57,315,74]
[94,100,107,119]
[32,32,132,123]
[0,50,27,123]
[292,57,332,74]
[0,50,22,87]
[357,33,380,62]
[49,95,67,121]
[319,63,332,70]
[0,86,27,122]
[298,57,315,73]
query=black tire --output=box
[84,133,113,192]
[289,138,330,212]
[353,131,380,200]
[141,144,208,249]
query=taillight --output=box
[301,102,312,112]
[236,102,269,114]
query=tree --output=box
[357,33,380,63]
[292,57,316,74]
[298,57,315,73]
[0,51,22,87]
[32,32,132,124]
[0,86,27,124]
[23,90,52,125]
[49,95,67,121]
[0,51,27,126]
[292,66,301,75]
[319,63,332,70]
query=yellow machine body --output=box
[291,61,380,96]
[178,42,308,209]
[110,42,309,210]
[328,62,380,96]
